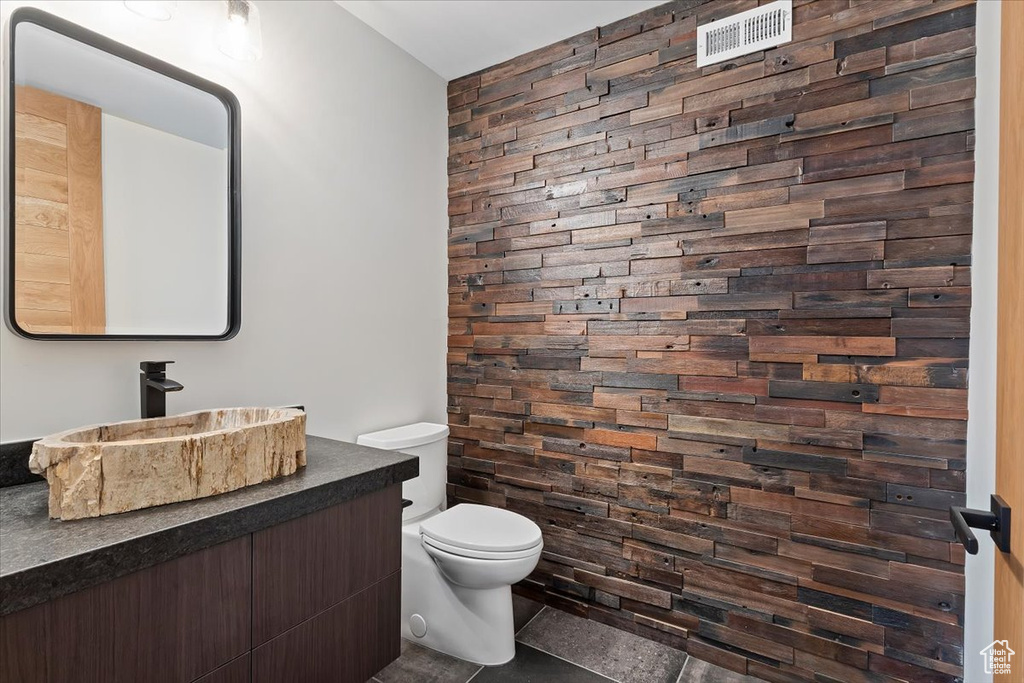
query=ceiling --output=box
[334,1,669,81]
[15,21,227,148]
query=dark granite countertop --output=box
[0,435,417,616]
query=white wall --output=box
[964,2,1001,681]
[102,113,229,336]
[1,1,448,442]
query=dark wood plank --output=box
[769,379,880,404]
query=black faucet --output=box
[140,361,184,419]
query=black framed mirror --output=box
[6,8,241,341]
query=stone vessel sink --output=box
[30,407,307,521]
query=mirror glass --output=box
[9,15,238,339]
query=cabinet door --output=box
[0,579,114,683]
[0,535,250,683]
[113,535,251,683]
[252,484,401,644]
[252,572,400,683]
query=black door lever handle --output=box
[949,494,1011,555]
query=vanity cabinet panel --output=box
[0,578,114,683]
[113,535,252,683]
[252,572,401,683]
[252,484,401,645]
[0,604,45,683]
[44,579,116,682]
[0,536,249,683]
[193,655,250,683]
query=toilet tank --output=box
[356,422,449,522]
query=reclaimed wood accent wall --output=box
[446,1,976,681]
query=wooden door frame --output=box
[964,1,1004,681]
[993,1,1023,677]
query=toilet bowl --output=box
[357,423,543,666]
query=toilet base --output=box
[400,524,516,665]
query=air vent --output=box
[697,0,792,67]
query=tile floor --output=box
[370,596,761,683]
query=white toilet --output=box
[356,422,543,666]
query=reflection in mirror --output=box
[10,14,237,338]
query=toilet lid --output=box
[420,504,542,553]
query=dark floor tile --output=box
[373,639,481,683]
[680,657,761,683]
[513,595,545,633]
[472,643,615,683]
[517,607,688,683]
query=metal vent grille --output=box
[698,0,792,67]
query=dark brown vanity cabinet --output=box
[0,485,402,683]
[251,485,402,682]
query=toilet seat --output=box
[422,534,542,560]
[420,503,542,555]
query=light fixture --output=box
[218,0,263,62]
[123,1,177,21]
